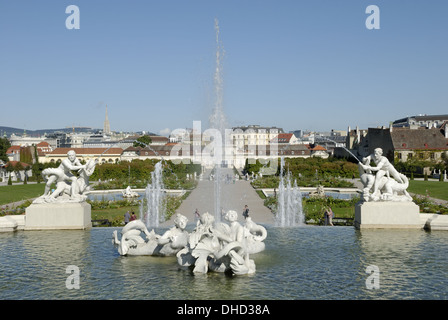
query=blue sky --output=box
[1,0,447,135]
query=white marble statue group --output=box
[33,150,98,204]
[122,186,139,198]
[358,148,412,202]
[112,210,267,276]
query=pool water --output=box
[0,226,447,300]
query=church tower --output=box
[104,104,111,135]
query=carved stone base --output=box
[25,202,92,230]
[354,201,422,229]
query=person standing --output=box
[124,211,131,225]
[242,205,249,220]
[324,207,334,226]
[130,211,137,221]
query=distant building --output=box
[306,144,329,158]
[41,147,123,164]
[231,125,283,150]
[392,114,448,129]
[36,141,53,157]
[9,133,48,147]
[270,133,299,145]
[364,123,448,163]
[6,145,21,161]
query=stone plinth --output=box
[25,202,92,230]
[355,201,422,229]
[0,215,24,232]
[421,213,448,231]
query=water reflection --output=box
[0,227,447,299]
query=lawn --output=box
[0,183,45,205]
[91,205,140,226]
[408,180,448,201]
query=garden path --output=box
[161,168,275,227]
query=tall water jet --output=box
[275,157,304,227]
[141,161,166,228]
[209,18,227,223]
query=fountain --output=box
[275,157,304,227]
[141,161,166,228]
[208,18,227,223]
[3,19,448,301]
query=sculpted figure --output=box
[122,186,139,198]
[112,213,189,256]
[34,152,97,203]
[176,212,219,273]
[176,210,266,275]
[359,148,411,202]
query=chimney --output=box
[389,122,393,132]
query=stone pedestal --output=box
[25,202,92,230]
[354,201,422,229]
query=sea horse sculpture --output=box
[112,214,189,256]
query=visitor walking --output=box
[130,211,137,221]
[124,211,131,225]
[242,205,249,220]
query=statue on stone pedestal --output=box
[359,148,412,202]
[34,150,98,204]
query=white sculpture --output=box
[359,148,412,202]
[112,213,189,256]
[176,210,267,275]
[309,185,325,198]
[34,151,98,203]
[122,186,139,198]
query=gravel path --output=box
[161,168,275,227]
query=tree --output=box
[32,162,44,183]
[0,137,11,162]
[20,146,33,164]
[6,162,14,184]
[133,135,152,148]
[13,162,24,181]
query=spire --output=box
[104,104,111,135]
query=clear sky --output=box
[1,0,447,135]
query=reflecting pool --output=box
[0,226,447,300]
